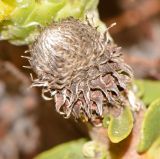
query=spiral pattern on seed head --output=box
[27,17,133,125]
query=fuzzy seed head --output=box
[27,18,133,125]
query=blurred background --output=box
[0,0,160,159]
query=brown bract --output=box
[25,17,133,125]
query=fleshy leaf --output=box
[137,98,160,153]
[103,115,110,128]
[82,141,108,159]
[0,0,103,45]
[0,1,14,22]
[34,139,86,159]
[135,80,160,105]
[108,106,134,143]
[142,136,160,159]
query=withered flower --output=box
[24,18,133,124]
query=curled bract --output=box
[24,17,133,125]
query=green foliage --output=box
[135,80,160,105]
[0,0,13,22]
[107,106,134,143]
[138,98,160,153]
[103,115,110,128]
[35,139,86,159]
[82,141,108,159]
[144,136,160,159]
[35,139,109,159]
[103,106,134,144]
[0,0,101,45]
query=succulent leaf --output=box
[82,141,108,159]
[0,0,14,22]
[138,98,160,153]
[107,106,134,143]
[35,139,109,159]
[34,139,86,159]
[135,80,160,105]
[143,136,160,159]
[0,0,101,45]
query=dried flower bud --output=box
[25,18,133,124]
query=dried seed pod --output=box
[26,17,133,124]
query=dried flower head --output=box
[24,17,133,124]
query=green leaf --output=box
[0,1,14,22]
[107,106,134,143]
[144,136,160,159]
[103,115,110,128]
[82,141,108,159]
[35,139,86,159]
[137,98,160,153]
[0,0,101,45]
[135,80,160,105]
[11,1,65,25]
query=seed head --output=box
[25,17,133,125]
